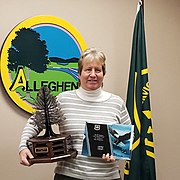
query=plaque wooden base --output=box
[27,134,77,164]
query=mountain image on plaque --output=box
[27,86,77,164]
[82,122,134,160]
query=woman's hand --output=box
[19,148,34,166]
[102,153,115,162]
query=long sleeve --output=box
[18,115,41,153]
[119,102,131,125]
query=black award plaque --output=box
[85,122,112,157]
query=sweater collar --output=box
[76,87,111,102]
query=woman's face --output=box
[79,60,104,91]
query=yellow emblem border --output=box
[0,15,87,113]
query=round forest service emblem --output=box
[0,15,87,113]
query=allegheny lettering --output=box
[9,67,78,92]
[9,67,26,91]
[11,80,78,92]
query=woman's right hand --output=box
[19,148,34,166]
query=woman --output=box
[19,47,131,180]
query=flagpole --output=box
[142,0,144,15]
[137,0,144,14]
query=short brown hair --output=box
[78,47,106,76]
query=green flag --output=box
[124,2,156,180]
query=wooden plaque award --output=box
[27,86,77,164]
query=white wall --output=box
[0,0,180,179]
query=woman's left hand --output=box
[102,153,115,162]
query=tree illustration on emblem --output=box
[7,28,49,73]
[7,27,49,102]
